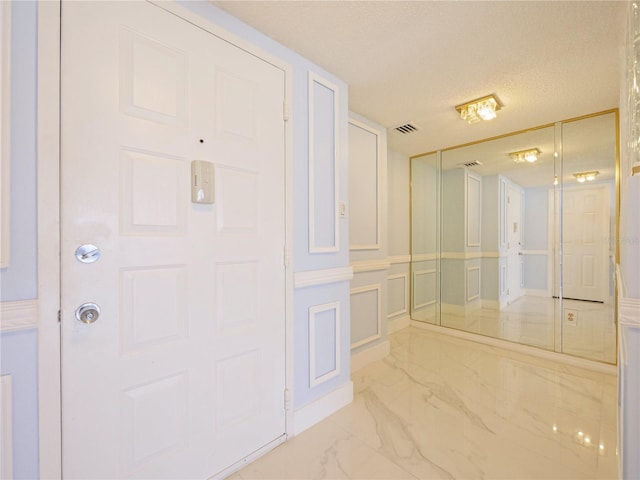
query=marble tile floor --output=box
[231,326,618,480]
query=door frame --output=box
[37,2,295,477]
[506,183,524,304]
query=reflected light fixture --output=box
[573,171,599,183]
[455,94,502,124]
[510,148,541,163]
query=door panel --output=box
[61,2,286,478]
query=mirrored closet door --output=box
[410,110,618,364]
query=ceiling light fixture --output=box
[573,171,599,183]
[510,148,541,163]
[455,94,502,124]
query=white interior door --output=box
[562,185,609,302]
[61,2,286,478]
[506,185,523,304]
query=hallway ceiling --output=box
[211,1,625,157]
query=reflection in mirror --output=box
[409,110,618,364]
[439,126,557,350]
[560,113,617,363]
[410,152,439,324]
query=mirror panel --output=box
[410,111,618,364]
[560,112,617,363]
[410,152,439,324]
[439,126,557,348]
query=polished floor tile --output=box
[233,326,618,479]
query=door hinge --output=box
[284,388,292,411]
[57,310,61,323]
[283,245,291,268]
[283,101,290,122]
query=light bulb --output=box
[477,100,497,121]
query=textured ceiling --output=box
[211,1,626,157]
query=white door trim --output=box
[37,2,62,478]
[38,1,295,477]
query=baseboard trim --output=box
[351,340,390,372]
[212,434,286,480]
[388,315,410,334]
[292,381,353,437]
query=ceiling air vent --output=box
[459,161,483,168]
[393,123,420,135]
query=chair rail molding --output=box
[351,259,391,273]
[389,255,411,264]
[294,266,353,288]
[0,300,39,332]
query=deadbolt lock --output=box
[75,303,101,324]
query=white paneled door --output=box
[61,2,286,478]
[562,185,610,303]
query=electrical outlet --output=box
[565,308,578,326]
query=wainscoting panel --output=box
[467,173,482,247]
[387,273,408,318]
[466,265,481,302]
[348,119,380,250]
[350,284,382,349]
[309,302,340,387]
[308,72,339,253]
[413,269,436,310]
[293,282,351,410]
